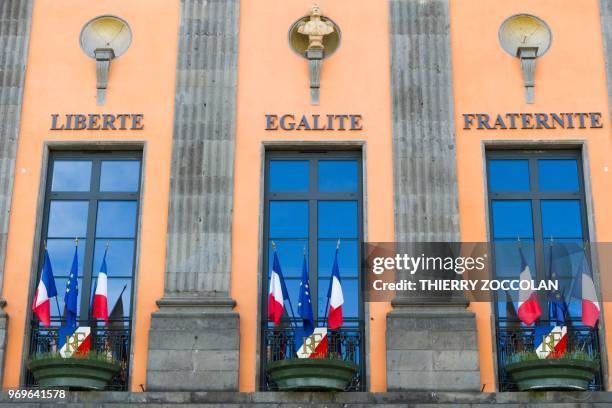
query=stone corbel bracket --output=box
[307,48,324,104]
[94,48,115,105]
[290,5,340,105]
[517,47,538,104]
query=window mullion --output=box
[79,158,102,321]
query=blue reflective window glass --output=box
[318,239,358,277]
[318,201,358,238]
[318,160,358,192]
[93,240,135,278]
[493,240,535,278]
[51,161,92,192]
[491,200,533,239]
[541,200,583,239]
[543,240,584,281]
[47,201,89,238]
[100,160,141,192]
[45,239,87,277]
[538,159,579,192]
[270,160,309,192]
[95,201,138,238]
[269,201,308,238]
[488,160,530,192]
[268,240,308,278]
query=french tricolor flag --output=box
[32,249,58,327]
[327,247,344,330]
[92,249,109,323]
[268,249,289,326]
[517,248,541,326]
[580,252,600,328]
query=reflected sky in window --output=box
[318,201,358,238]
[93,240,135,278]
[270,161,309,192]
[488,155,587,322]
[538,159,579,192]
[47,201,89,238]
[267,158,361,323]
[318,160,358,192]
[269,201,308,238]
[38,155,141,323]
[541,200,583,239]
[45,239,86,277]
[491,200,533,239]
[51,161,92,192]
[96,201,138,238]
[100,161,141,192]
[488,160,530,192]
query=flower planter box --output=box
[28,356,121,390]
[266,358,358,391]
[505,358,598,391]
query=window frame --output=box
[36,150,142,321]
[260,150,365,390]
[486,149,603,391]
[487,150,588,315]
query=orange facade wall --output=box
[451,0,612,391]
[3,0,612,394]
[232,0,394,392]
[1,0,179,391]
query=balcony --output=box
[497,319,603,391]
[261,323,364,391]
[26,319,131,391]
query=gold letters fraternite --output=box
[297,5,335,50]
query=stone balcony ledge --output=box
[1,391,612,407]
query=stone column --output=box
[601,0,612,121]
[0,0,32,385]
[386,0,480,391]
[146,0,240,391]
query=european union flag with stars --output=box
[63,244,79,328]
[298,252,314,336]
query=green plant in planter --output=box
[267,354,358,391]
[505,351,599,391]
[28,352,121,390]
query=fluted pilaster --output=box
[147,0,240,391]
[0,0,32,386]
[386,0,479,392]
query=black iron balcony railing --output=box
[496,319,603,391]
[262,322,364,391]
[26,318,131,390]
